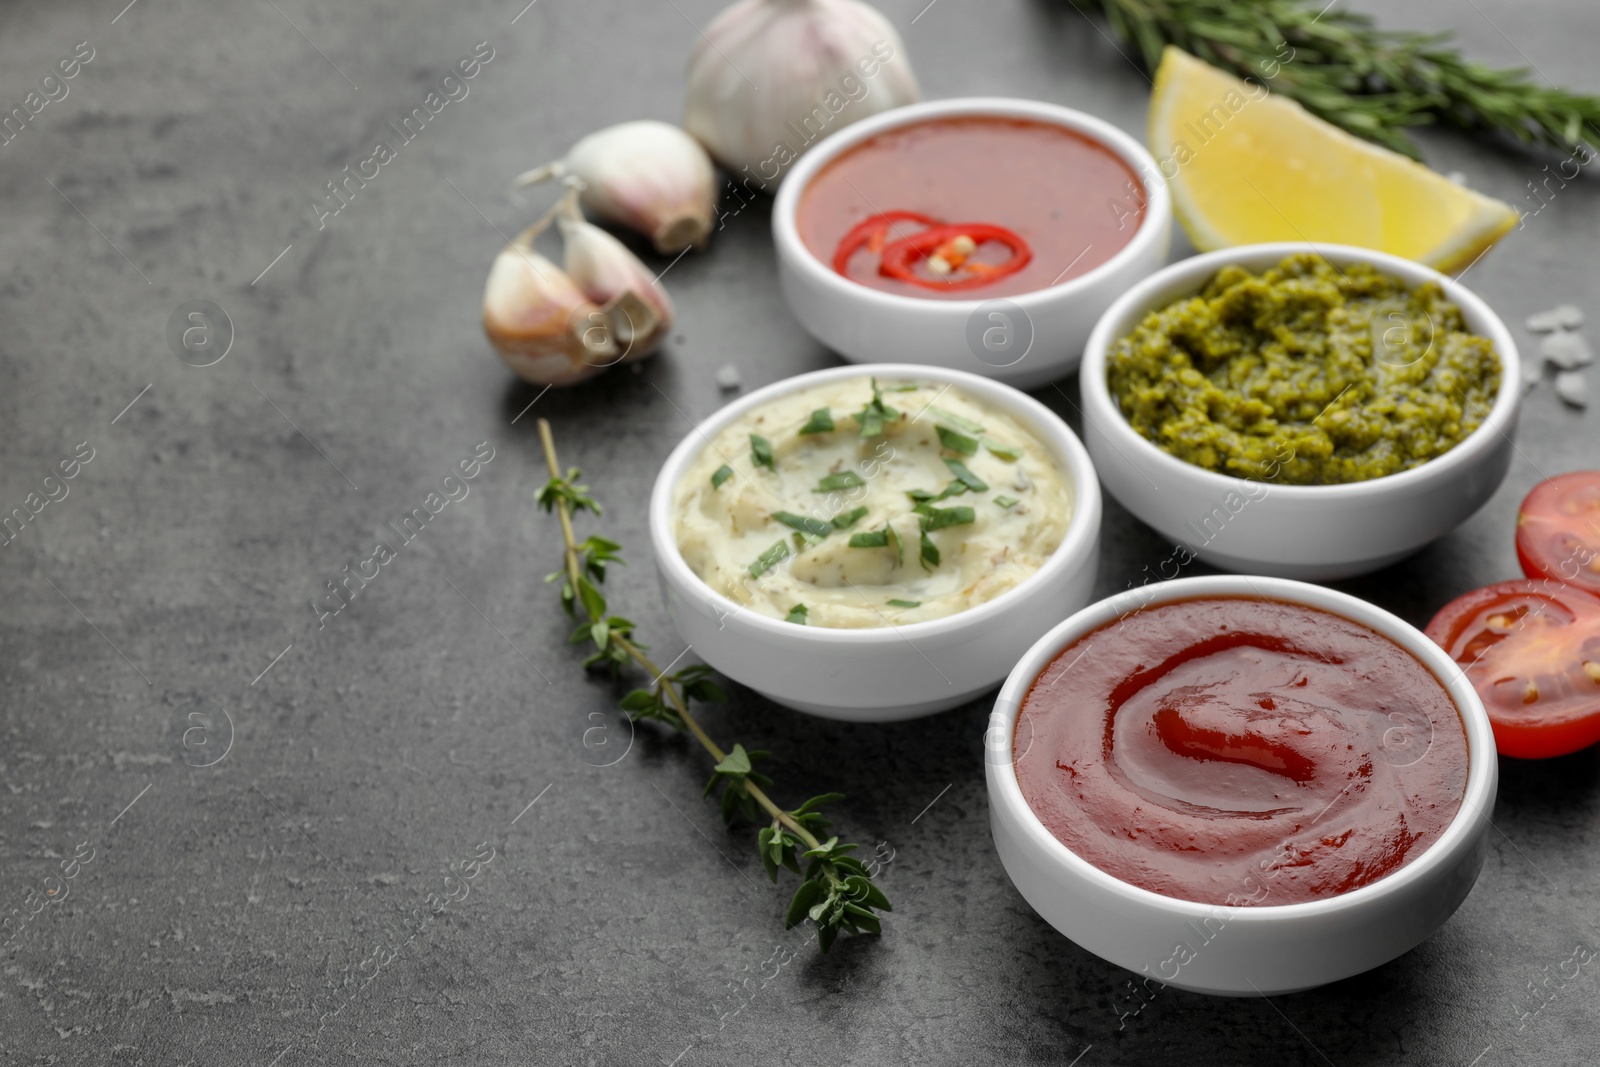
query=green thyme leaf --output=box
[711,464,733,489]
[786,880,824,929]
[773,510,833,538]
[928,406,984,434]
[785,603,809,625]
[832,506,869,530]
[847,528,888,548]
[579,536,624,583]
[814,470,866,492]
[994,494,1020,508]
[619,688,657,712]
[748,540,789,578]
[919,505,976,530]
[920,530,940,570]
[943,457,988,492]
[537,466,601,517]
[887,521,903,567]
[714,744,753,779]
[794,793,845,815]
[886,598,921,608]
[982,437,1022,461]
[576,575,607,619]
[798,408,834,435]
[750,434,775,471]
[936,425,979,456]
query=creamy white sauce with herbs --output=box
[673,378,1071,628]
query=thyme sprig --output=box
[536,419,891,951]
[1076,0,1600,159]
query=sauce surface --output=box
[1106,254,1501,485]
[674,377,1070,627]
[798,117,1145,299]
[1014,597,1467,905]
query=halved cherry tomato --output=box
[831,211,940,276]
[1425,579,1600,758]
[1516,471,1600,594]
[878,222,1032,291]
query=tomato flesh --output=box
[1425,579,1600,759]
[1516,471,1600,594]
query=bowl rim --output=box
[647,362,1102,646]
[771,96,1175,312]
[1078,241,1522,499]
[987,573,1498,922]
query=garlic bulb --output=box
[683,0,920,186]
[557,198,673,363]
[514,121,717,255]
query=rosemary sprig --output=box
[1076,0,1600,159]
[535,419,891,952]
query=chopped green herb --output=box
[750,434,775,471]
[918,505,976,531]
[748,540,788,578]
[982,437,1022,461]
[920,530,939,570]
[909,481,967,504]
[854,378,902,438]
[936,425,979,456]
[773,510,833,538]
[994,494,1020,509]
[832,506,869,530]
[785,603,809,625]
[798,408,834,435]
[928,406,984,434]
[943,457,988,492]
[814,470,866,492]
[848,523,903,567]
[886,598,921,608]
[710,464,734,489]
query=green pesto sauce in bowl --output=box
[1106,254,1502,486]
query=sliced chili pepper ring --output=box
[831,211,940,276]
[878,223,1032,291]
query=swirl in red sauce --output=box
[1013,597,1468,905]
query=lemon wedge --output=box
[1147,46,1518,273]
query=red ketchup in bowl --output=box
[1013,597,1468,906]
[797,116,1146,300]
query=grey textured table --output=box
[3,1,1599,1064]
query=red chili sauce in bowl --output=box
[797,117,1146,300]
[1013,597,1468,906]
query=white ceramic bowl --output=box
[772,98,1173,390]
[986,575,1496,996]
[648,363,1101,722]
[1079,243,1522,580]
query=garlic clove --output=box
[601,290,665,366]
[683,0,920,184]
[481,239,619,387]
[557,210,673,363]
[515,121,717,255]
